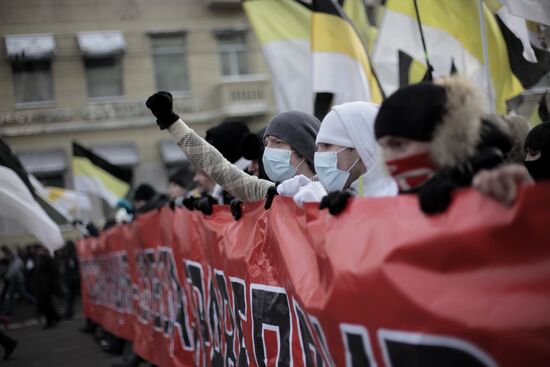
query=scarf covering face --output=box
[316,102,398,197]
[385,152,437,192]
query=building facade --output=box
[0,0,276,244]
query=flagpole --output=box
[412,0,434,80]
[478,0,496,113]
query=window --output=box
[84,56,123,98]
[77,31,126,99]
[216,32,249,76]
[12,60,54,104]
[5,34,56,105]
[151,34,189,93]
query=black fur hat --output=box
[375,77,486,169]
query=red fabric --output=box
[386,151,436,191]
[77,184,550,367]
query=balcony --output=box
[218,74,270,117]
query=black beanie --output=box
[524,122,550,152]
[524,121,550,180]
[169,161,196,190]
[374,82,447,141]
[133,184,156,201]
[263,111,320,166]
[241,132,264,161]
[205,121,250,163]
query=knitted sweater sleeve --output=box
[167,119,273,202]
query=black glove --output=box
[418,176,457,214]
[230,199,243,221]
[145,91,180,130]
[194,195,217,216]
[264,186,278,210]
[319,191,352,216]
[182,197,197,211]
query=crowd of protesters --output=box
[143,76,545,219]
[11,75,547,365]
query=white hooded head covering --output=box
[316,102,398,197]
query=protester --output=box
[1,245,36,315]
[0,256,9,306]
[192,169,221,201]
[262,111,319,182]
[205,120,250,166]
[523,121,550,180]
[168,161,196,200]
[114,198,134,224]
[33,245,61,329]
[470,120,550,205]
[241,131,268,179]
[62,240,80,319]
[501,114,531,164]
[0,330,17,360]
[373,77,522,214]
[132,183,168,214]
[145,91,321,203]
[277,102,398,209]
[204,120,253,204]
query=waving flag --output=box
[0,138,63,253]
[243,0,312,113]
[72,142,131,207]
[373,0,524,114]
[312,0,383,110]
[244,0,383,117]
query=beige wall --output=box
[0,1,271,112]
[0,0,275,164]
[0,0,276,244]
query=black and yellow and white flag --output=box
[72,142,131,207]
[0,138,64,253]
[243,0,383,116]
[243,0,313,113]
[373,0,524,114]
[491,1,550,90]
[312,0,383,108]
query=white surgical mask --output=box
[262,147,302,183]
[315,148,360,192]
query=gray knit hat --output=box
[263,111,321,166]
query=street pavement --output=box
[1,302,131,367]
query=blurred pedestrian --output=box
[1,246,36,315]
[62,240,80,319]
[33,245,61,329]
[132,183,168,215]
[168,161,196,200]
[241,130,269,180]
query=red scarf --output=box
[386,152,436,192]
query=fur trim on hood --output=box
[430,77,485,168]
[501,113,531,163]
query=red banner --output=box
[77,185,550,367]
